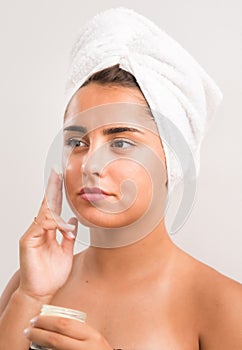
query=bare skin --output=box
[0,84,241,350]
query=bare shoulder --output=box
[175,246,241,291]
[176,249,242,349]
[196,260,242,349]
[0,269,20,316]
[185,250,241,291]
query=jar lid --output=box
[40,304,87,322]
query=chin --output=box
[69,201,143,229]
[79,212,138,229]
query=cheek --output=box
[110,160,153,207]
[63,156,157,212]
[131,165,153,209]
[63,156,82,195]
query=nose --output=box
[82,161,100,177]
[81,146,103,177]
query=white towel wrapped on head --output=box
[64,7,223,196]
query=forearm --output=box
[0,288,51,350]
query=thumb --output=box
[60,217,78,253]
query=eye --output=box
[111,139,135,149]
[65,138,87,148]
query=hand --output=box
[19,168,78,302]
[24,315,113,350]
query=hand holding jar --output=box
[25,304,113,350]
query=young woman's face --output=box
[62,83,168,228]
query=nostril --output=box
[81,160,101,177]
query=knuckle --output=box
[48,219,58,229]
[56,316,70,331]
[48,332,61,348]
[44,208,52,219]
[42,221,49,230]
[45,210,57,224]
[41,209,54,222]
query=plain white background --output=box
[0,0,241,295]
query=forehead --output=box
[63,84,158,135]
[63,103,159,136]
[64,83,148,119]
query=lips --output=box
[80,187,109,195]
[79,187,111,201]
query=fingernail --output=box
[30,316,38,325]
[67,231,75,239]
[23,328,30,336]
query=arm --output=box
[0,285,51,349]
[0,270,33,349]
[0,270,49,349]
[0,269,20,315]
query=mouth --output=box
[78,187,112,202]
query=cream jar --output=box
[30,304,87,350]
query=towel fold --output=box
[64,7,223,196]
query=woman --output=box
[0,8,241,350]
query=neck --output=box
[83,220,175,281]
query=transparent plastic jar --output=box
[30,304,87,350]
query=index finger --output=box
[44,168,63,214]
[31,315,93,340]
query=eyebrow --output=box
[63,125,87,133]
[63,125,143,135]
[103,127,143,135]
